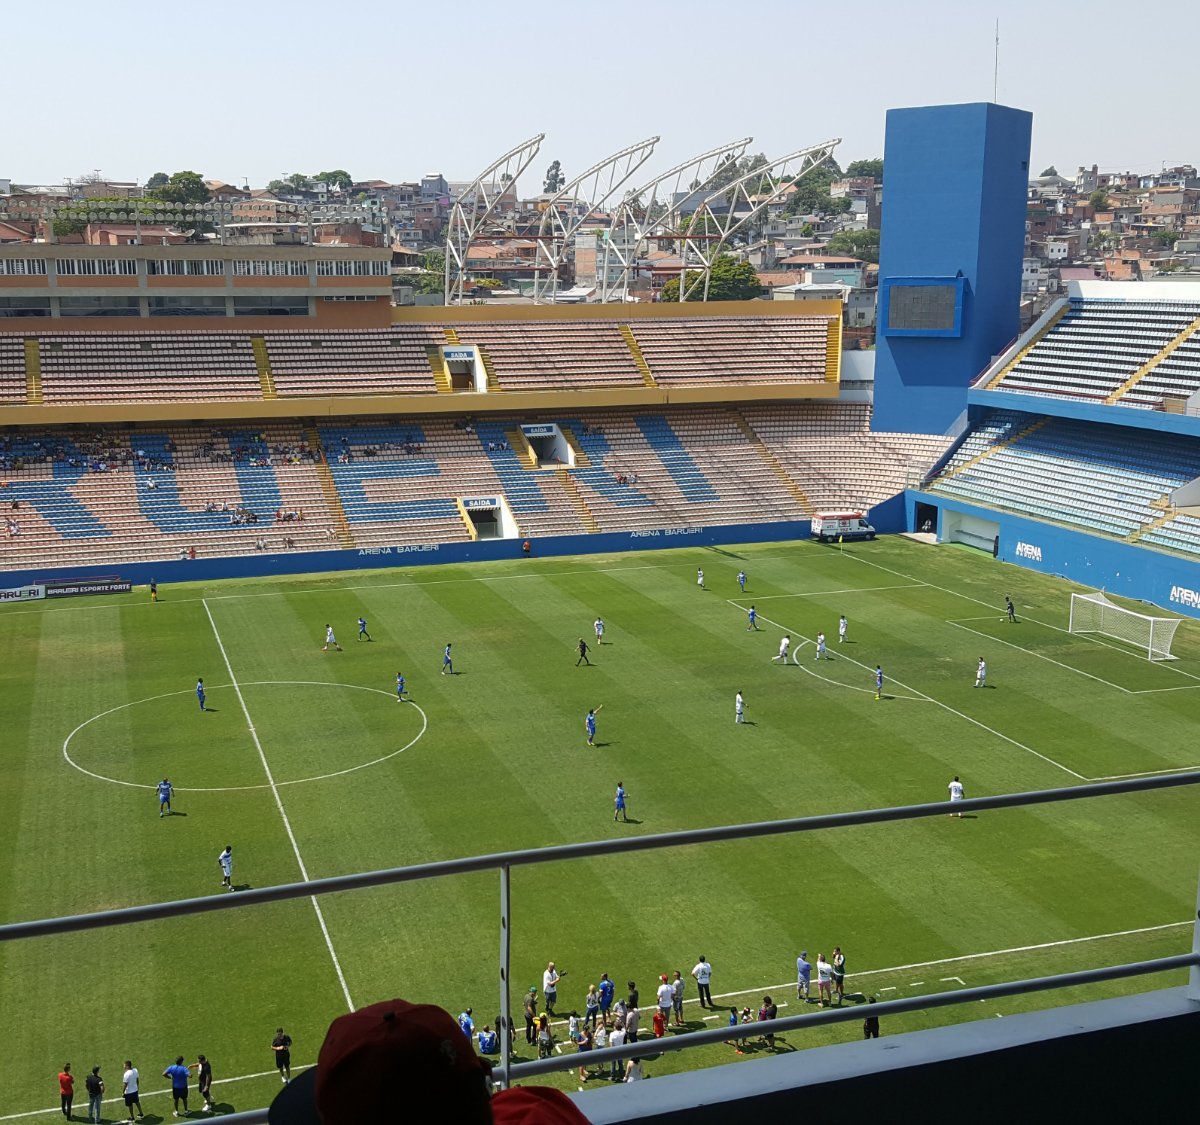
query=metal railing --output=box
[2,771,1198,1124]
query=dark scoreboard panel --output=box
[880,277,965,337]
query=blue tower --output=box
[872,103,1032,435]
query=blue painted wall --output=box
[969,388,1200,441]
[873,103,1033,435]
[906,488,1200,620]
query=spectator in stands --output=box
[188,546,196,560]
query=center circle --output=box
[62,680,427,792]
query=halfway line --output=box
[202,599,355,1012]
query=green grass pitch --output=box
[1,537,1196,1116]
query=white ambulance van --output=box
[811,511,876,542]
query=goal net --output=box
[1068,592,1181,661]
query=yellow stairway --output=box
[427,347,453,393]
[1127,505,1177,543]
[304,425,355,548]
[619,324,656,387]
[23,338,42,405]
[1107,313,1200,404]
[824,318,842,383]
[985,303,1069,390]
[937,416,1049,483]
[455,498,479,540]
[507,429,538,468]
[730,410,813,515]
[556,469,600,533]
[560,427,592,468]
[251,336,276,399]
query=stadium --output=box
[1,102,1197,1122]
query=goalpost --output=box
[1068,592,1181,661]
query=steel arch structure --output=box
[530,136,660,303]
[444,133,544,305]
[671,138,841,301]
[598,137,753,303]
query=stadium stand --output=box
[628,316,832,386]
[37,333,262,405]
[0,336,27,404]
[925,412,1200,546]
[450,322,645,390]
[988,298,1200,407]
[741,403,953,510]
[263,328,444,396]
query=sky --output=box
[6,0,1198,192]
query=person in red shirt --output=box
[57,1063,74,1120]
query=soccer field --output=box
[1,537,1197,1118]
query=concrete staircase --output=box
[561,427,592,468]
[619,324,657,387]
[427,347,453,393]
[1127,504,1177,543]
[251,336,277,399]
[936,416,1049,483]
[556,469,600,533]
[507,429,538,468]
[985,303,1069,390]
[824,319,841,382]
[1107,313,1200,404]
[304,425,355,548]
[730,409,813,514]
[24,338,42,405]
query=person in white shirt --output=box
[974,657,987,688]
[692,956,714,1008]
[543,962,561,1014]
[838,615,848,643]
[816,954,834,1007]
[948,776,965,817]
[218,845,233,890]
[656,976,674,1023]
[815,632,828,660]
[607,1022,626,1081]
[697,568,705,589]
[735,692,744,724]
[624,1057,644,1082]
[773,636,790,663]
[594,617,605,645]
[122,1061,143,1121]
[322,624,341,653]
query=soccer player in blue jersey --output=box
[157,778,173,818]
[586,705,603,746]
[874,666,884,701]
[396,672,407,702]
[737,570,747,592]
[196,678,205,711]
[441,643,453,675]
[357,616,372,642]
[614,781,628,822]
[747,606,759,631]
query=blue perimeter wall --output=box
[0,520,811,590]
[907,489,1200,621]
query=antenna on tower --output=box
[993,19,1000,103]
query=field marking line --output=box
[941,976,967,986]
[203,599,355,1013]
[944,620,1135,694]
[61,682,427,792]
[787,644,930,702]
[737,583,927,601]
[735,600,1085,779]
[1128,684,1200,694]
[1084,763,1200,781]
[840,550,1200,684]
[2,920,1190,1122]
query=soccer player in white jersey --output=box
[218,845,233,889]
[322,624,341,652]
[773,636,791,663]
[838,615,848,644]
[594,617,605,645]
[974,657,987,688]
[697,568,705,590]
[735,691,744,724]
[948,776,965,817]
[815,632,828,660]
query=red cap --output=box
[269,999,493,1124]
[491,1087,591,1124]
